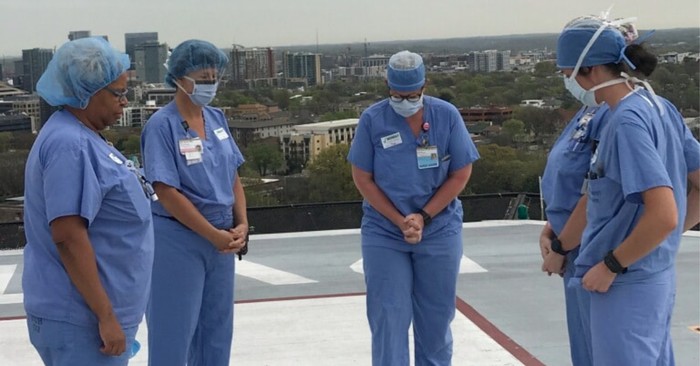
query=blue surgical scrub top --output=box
[141,102,244,227]
[542,105,609,235]
[576,89,700,282]
[23,110,155,328]
[348,96,480,243]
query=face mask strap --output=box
[620,72,666,116]
[173,80,192,96]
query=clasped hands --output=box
[210,224,249,253]
[400,213,426,244]
[539,232,616,293]
[539,233,566,276]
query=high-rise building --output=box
[12,60,23,87]
[283,52,322,86]
[125,32,158,70]
[68,30,91,41]
[496,51,511,72]
[134,41,168,84]
[468,50,511,73]
[21,48,53,93]
[230,46,276,88]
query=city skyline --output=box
[1,0,699,57]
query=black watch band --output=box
[418,209,432,226]
[550,237,570,256]
[604,250,628,274]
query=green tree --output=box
[272,89,291,109]
[10,132,37,151]
[0,151,28,197]
[307,144,361,202]
[246,143,283,177]
[437,88,456,103]
[0,132,11,153]
[122,135,141,155]
[502,119,526,137]
[214,90,255,107]
[533,61,557,78]
[466,144,546,194]
[513,107,562,137]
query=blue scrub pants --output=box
[362,232,462,366]
[27,314,138,366]
[146,215,235,366]
[576,269,675,366]
[563,250,592,366]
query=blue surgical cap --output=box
[556,17,626,69]
[387,51,425,92]
[165,40,229,87]
[37,37,129,109]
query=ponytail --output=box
[624,44,657,77]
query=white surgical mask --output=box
[175,76,219,107]
[565,76,627,107]
[564,18,634,108]
[389,94,423,117]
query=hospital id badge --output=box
[214,127,229,141]
[416,146,439,169]
[381,132,402,149]
[179,137,203,166]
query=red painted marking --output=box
[1,292,547,366]
[456,296,546,366]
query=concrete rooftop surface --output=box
[0,221,698,365]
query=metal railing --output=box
[0,193,542,250]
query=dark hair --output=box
[577,66,593,76]
[600,44,657,77]
[623,44,657,77]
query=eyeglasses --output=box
[389,93,423,103]
[104,87,129,102]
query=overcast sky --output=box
[2,0,698,56]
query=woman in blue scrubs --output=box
[348,50,480,366]
[23,37,155,365]
[540,103,607,366]
[141,39,248,366]
[555,15,700,365]
[539,18,643,366]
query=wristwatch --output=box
[604,250,628,274]
[418,209,432,226]
[550,237,570,256]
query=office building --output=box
[20,48,53,93]
[134,41,168,84]
[125,32,158,70]
[286,118,358,163]
[68,30,91,41]
[468,50,511,72]
[283,52,322,86]
[230,46,277,88]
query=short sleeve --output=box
[230,139,245,170]
[347,112,374,173]
[611,121,672,204]
[447,108,480,172]
[43,144,102,225]
[141,117,181,190]
[682,125,700,173]
[215,108,245,170]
